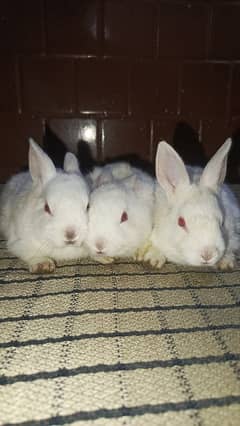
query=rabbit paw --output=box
[137,244,166,269]
[217,253,235,270]
[135,241,153,262]
[29,258,56,274]
[93,256,114,264]
[146,249,166,269]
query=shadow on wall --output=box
[173,121,206,167]
[229,129,240,183]
[42,124,155,176]
[43,124,68,169]
[42,121,240,183]
[173,121,240,184]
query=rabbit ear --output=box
[122,173,139,190]
[92,167,116,187]
[63,152,80,174]
[200,138,232,191]
[29,138,56,186]
[155,141,190,196]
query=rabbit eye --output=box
[44,202,52,215]
[86,202,90,211]
[120,211,128,223]
[178,216,186,228]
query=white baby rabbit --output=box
[139,138,240,269]
[0,139,90,273]
[86,168,155,263]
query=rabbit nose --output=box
[65,228,77,242]
[95,240,105,253]
[201,247,215,263]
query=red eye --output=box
[178,216,186,228]
[44,202,52,215]
[120,211,128,223]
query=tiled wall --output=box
[0,0,240,182]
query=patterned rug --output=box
[0,187,240,425]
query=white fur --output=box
[142,138,240,269]
[0,139,90,273]
[86,167,155,262]
[87,161,134,189]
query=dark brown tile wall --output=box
[102,119,150,160]
[0,0,43,53]
[45,0,98,55]
[211,3,240,59]
[0,0,240,182]
[0,113,43,181]
[130,61,180,116]
[21,57,76,114]
[181,62,230,118]
[0,56,17,111]
[77,59,129,114]
[157,2,209,59]
[104,0,157,57]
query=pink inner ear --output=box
[120,211,128,223]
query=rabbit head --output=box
[28,138,89,250]
[87,173,154,259]
[153,138,232,267]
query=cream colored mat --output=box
[0,186,240,425]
